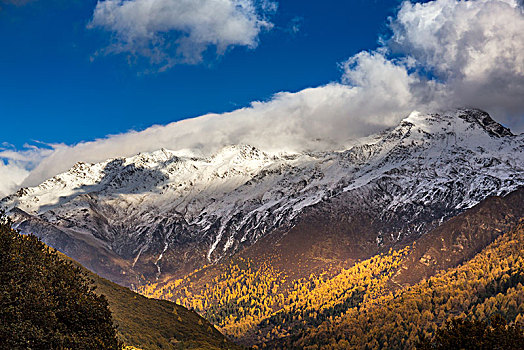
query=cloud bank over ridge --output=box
[2,0,524,196]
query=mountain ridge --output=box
[2,108,523,287]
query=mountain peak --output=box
[398,108,513,140]
[455,108,513,138]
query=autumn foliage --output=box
[140,220,524,349]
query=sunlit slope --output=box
[140,188,524,347]
[284,222,524,349]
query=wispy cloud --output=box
[285,16,303,35]
[0,162,28,198]
[88,0,278,70]
[0,143,53,197]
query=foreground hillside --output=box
[87,263,241,350]
[140,188,524,348]
[0,216,240,350]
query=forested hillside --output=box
[280,221,524,349]
[139,190,524,348]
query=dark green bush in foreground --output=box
[0,214,121,349]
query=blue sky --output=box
[0,0,402,149]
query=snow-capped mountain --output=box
[2,109,523,285]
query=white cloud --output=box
[89,0,277,68]
[2,0,524,196]
[19,48,444,188]
[0,162,28,198]
[21,49,438,188]
[0,145,53,195]
[389,0,524,125]
[341,51,424,113]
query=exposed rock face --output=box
[2,109,523,286]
